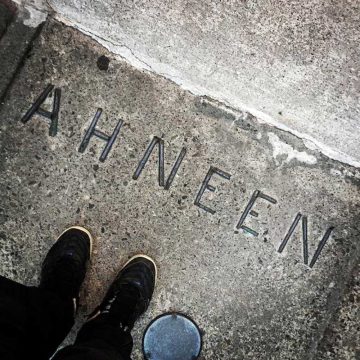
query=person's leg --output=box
[51,315,133,360]
[53,255,157,360]
[0,227,92,360]
[0,275,74,360]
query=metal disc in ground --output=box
[143,313,202,360]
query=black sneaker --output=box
[39,226,93,308]
[88,255,157,330]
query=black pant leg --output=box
[0,275,74,360]
[53,314,133,360]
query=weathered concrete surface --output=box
[315,263,359,360]
[0,2,14,39]
[11,0,48,26]
[0,19,359,359]
[0,1,46,102]
[40,0,360,167]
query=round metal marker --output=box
[143,313,202,360]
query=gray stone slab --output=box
[0,4,43,102]
[47,0,360,166]
[0,2,14,40]
[315,264,359,360]
[0,19,359,360]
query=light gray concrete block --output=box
[45,0,360,167]
[0,19,359,359]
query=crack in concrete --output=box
[18,4,360,169]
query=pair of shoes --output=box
[39,226,157,330]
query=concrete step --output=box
[0,18,359,360]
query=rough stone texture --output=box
[44,0,360,167]
[315,264,359,360]
[0,19,359,359]
[0,2,43,102]
[0,2,14,39]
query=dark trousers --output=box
[0,275,133,360]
